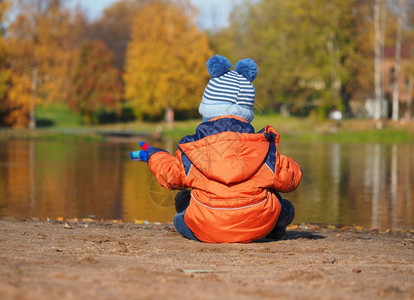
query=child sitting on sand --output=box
[132,55,303,243]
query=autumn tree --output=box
[211,0,357,118]
[68,40,122,124]
[208,1,251,64]
[87,0,151,71]
[0,0,34,128]
[123,0,213,121]
[6,0,79,128]
[390,0,404,121]
[373,0,387,120]
[0,0,13,126]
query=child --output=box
[132,55,303,243]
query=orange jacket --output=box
[148,116,302,243]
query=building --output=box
[382,44,413,119]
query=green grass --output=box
[1,103,413,144]
[35,102,83,128]
[296,129,414,143]
[99,113,414,143]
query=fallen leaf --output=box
[67,218,79,222]
[82,218,96,222]
[63,223,73,229]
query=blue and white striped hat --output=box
[199,55,258,123]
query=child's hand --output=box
[129,141,152,162]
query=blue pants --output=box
[173,210,199,241]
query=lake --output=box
[0,138,413,229]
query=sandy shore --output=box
[0,219,413,300]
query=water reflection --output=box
[0,139,413,229]
[278,141,414,229]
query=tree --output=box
[0,0,14,126]
[68,40,122,124]
[3,73,32,127]
[373,0,386,120]
[0,0,33,128]
[123,0,213,121]
[6,0,79,128]
[87,0,151,71]
[391,0,405,121]
[214,0,356,118]
[208,0,252,63]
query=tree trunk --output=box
[373,0,384,120]
[165,106,174,130]
[392,0,405,121]
[29,67,38,130]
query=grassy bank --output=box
[1,104,413,143]
[118,114,414,143]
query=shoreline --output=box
[1,219,413,299]
[3,216,414,233]
[1,117,414,143]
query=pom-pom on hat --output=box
[199,55,258,123]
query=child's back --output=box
[133,55,302,243]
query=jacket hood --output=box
[178,128,270,185]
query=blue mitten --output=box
[129,141,152,162]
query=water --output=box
[0,139,413,229]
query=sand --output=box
[0,219,413,300]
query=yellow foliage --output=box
[124,0,213,118]
[5,73,33,128]
[6,0,82,121]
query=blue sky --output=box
[67,0,241,30]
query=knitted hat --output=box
[199,55,258,123]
